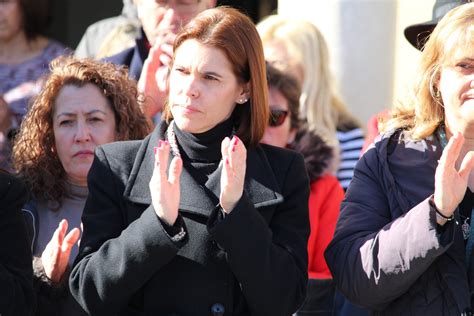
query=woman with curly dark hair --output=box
[12,56,152,315]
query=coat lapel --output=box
[123,121,283,217]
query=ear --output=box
[235,83,250,105]
[287,128,297,145]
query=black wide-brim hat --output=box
[404,0,469,50]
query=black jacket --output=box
[0,172,34,316]
[69,122,310,316]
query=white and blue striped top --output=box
[336,128,364,190]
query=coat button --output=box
[210,303,225,316]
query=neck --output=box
[0,33,46,64]
[171,118,235,162]
[446,125,474,151]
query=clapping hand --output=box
[434,132,474,217]
[149,140,183,225]
[220,136,246,213]
[41,219,81,283]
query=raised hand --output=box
[138,9,177,119]
[149,140,183,225]
[41,219,81,283]
[220,136,246,213]
[434,132,474,216]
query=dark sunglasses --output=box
[269,109,289,127]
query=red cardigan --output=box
[307,174,344,279]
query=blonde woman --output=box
[257,16,364,189]
[325,3,474,314]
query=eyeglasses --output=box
[268,109,289,127]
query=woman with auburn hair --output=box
[13,56,152,315]
[70,7,310,316]
[257,16,364,190]
[325,3,474,315]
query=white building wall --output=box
[276,0,435,129]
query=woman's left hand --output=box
[220,136,246,213]
[41,219,81,283]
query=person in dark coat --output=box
[69,7,310,316]
[0,171,34,316]
[325,3,474,315]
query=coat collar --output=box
[123,121,283,217]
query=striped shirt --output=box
[336,128,365,190]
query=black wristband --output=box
[429,195,454,221]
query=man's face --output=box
[135,0,211,45]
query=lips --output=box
[174,104,200,114]
[73,150,94,157]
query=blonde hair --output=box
[381,2,474,139]
[257,15,359,146]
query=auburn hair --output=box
[163,6,269,148]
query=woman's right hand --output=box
[149,140,183,226]
[41,219,81,283]
[434,132,474,217]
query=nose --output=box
[183,75,200,99]
[74,121,91,142]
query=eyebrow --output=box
[174,63,224,79]
[56,109,108,119]
[203,71,223,79]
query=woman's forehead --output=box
[441,26,474,62]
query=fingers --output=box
[159,53,172,67]
[161,43,173,58]
[168,156,182,185]
[440,131,464,168]
[227,136,246,169]
[56,219,68,246]
[459,151,474,181]
[221,137,231,164]
[158,140,170,181]
[62,227,81,253]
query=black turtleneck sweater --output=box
[160,117,235,235]
[173,117,235,188]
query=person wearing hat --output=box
[361,0,471,154]
[404,0,471,50]
[326,2,474,314]
[0,170,34,316]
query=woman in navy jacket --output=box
[70,7,310,316]
[325,3,474,315]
